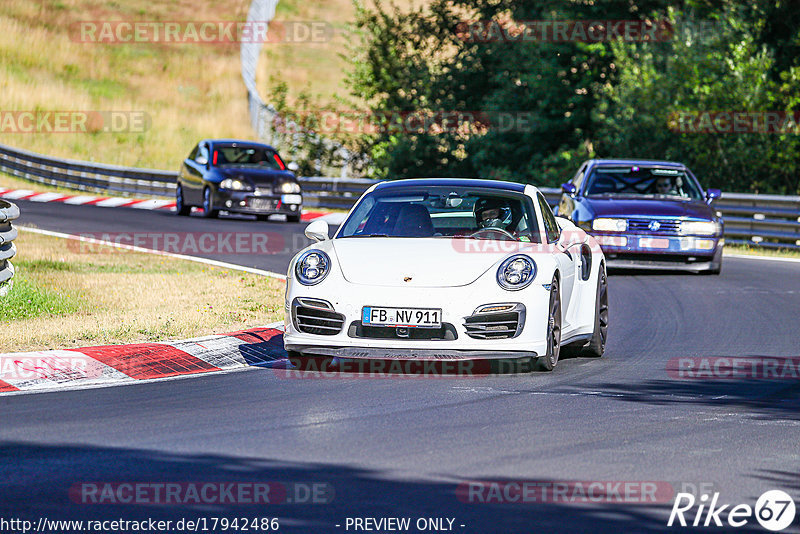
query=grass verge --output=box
[0,230,284,352]
[724,244,800,259]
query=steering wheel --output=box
[470,227,516,240]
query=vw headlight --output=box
[220,178,253,191]
[497,255,536,291]
[278,181,302,194]
[592,218,628,232]
[680,220,720,236]
[295,250,331,285]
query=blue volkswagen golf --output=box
[556,159,723,274]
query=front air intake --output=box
[463,303,525,340]
[293,298,345,336]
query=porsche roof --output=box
[373,178,528,193]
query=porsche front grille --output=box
[293,299,345,336]
[464,304,525,340]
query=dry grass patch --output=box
[0,229,284,352]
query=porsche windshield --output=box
[338,187,541,242]
[585,167,704,200]
[212,145,285,170]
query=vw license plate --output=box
[362,307,442,328]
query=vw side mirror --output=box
[561,183,577,197]
[706,188,721,203]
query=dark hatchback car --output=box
[176,139,303,222]
[556,159,723,273]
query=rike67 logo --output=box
[668,490,796,531]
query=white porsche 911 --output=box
[283,178,608,371]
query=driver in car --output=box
[655,176,679,196]
[474,197,514,231]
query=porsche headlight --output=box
[680,220,720,236]
[497,255,536,291]
[278,181,302,194]
[295,250,331,286]
[220,178,253,191]
[592,218,628,232]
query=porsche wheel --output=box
[534,278,561,371]
[287,213,302,223]
[582,266,608,358]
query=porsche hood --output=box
[330,238,527,288]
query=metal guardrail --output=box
[0,143,175,197]
[1,142,798,248]
[0,199,19,297]
[714,192,800,250]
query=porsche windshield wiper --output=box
[347,233,390,238]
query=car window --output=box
[197,144,209,163]
[538,193,560,243]
[212,145,285,170]
[338,187,541,242]
[573,163,587,191]
[585,167,704,200]
[187,145,199,160]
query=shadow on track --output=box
[0,442,765,533]
[555,367,800,421]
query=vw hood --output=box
[587,197,715,220]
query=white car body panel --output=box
[284,179,605,362]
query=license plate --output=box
[639,237,670,249]
[362,306,442,328]
[281,194,302,205]
[249,198,278,210]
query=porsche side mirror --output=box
[556,228,583,251]
[305,219,330,242]
[287,162,300,172]
[706,188,721,203]
[196,156,208,166]
[561,183,577,197]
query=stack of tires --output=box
[0,199,19,297]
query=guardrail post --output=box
[0,200,19,297]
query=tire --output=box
[287,213,302,223]
[534,278,561,371]
[581,265,608,358]
[256,214,270,222]
[175,184,190,216]
[202,187,218,218]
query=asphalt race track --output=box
[2,199,799,533]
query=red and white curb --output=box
[0,187,176,210]
[0,324,287,396]
[0,187,345,223]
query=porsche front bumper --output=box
[283,280,551,360]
